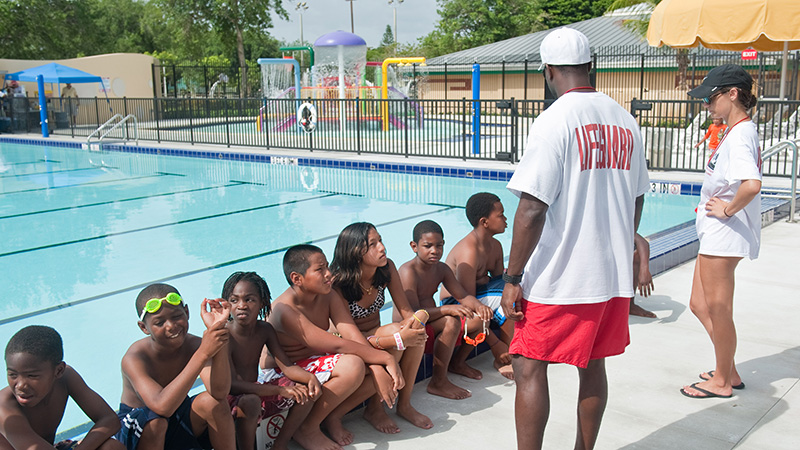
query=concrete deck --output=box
[325,217,800,450]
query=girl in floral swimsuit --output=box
[324,222,433,436]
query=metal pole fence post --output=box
[524,58,528,100]
[444,62,448,100]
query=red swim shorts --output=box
[508,297,630,368]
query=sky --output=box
[269,0,441,48]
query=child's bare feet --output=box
[629,302,656,318]
[427,377,471,399]
[363,403,400,434]
[295,424,343,450]
[397,403,433,429]
[449,361,482,380]
[494,359,514,380]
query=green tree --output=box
[381,24,395,47]
[158,0,288,96]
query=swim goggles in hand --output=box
[139,292,185,321]
[463,318,489,346]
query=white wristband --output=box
[393,332,405,351]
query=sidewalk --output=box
[330,218,800,450]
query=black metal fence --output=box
[3,95,798,177]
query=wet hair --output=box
[222,271,272,319]
[330,222,391,304]
[413,220,444,243]
[5,325,63,366]
[283,244,325,285]
[466,192,502,227]
[136,283,180,320]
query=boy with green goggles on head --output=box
[114,283,236,450]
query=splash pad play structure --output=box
[256,31,427,133]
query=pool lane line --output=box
[0,182,248,220]
[0,193,339,258]
[3,159,62,166]
[0,166,118,179]
[0,173,169,196]
[0,205,456,327]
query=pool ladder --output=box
[761,139,798,223]
[86,114,139,151]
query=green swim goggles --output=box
[139,292,185,321]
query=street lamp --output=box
[345,0,356,34]
[295,2,308,46]
[388,0,403,55]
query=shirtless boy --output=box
[223,272,321,450]
[0,325,123,450]
[398,220,487,400]
[441,192,515,379]
[269,245,403,450]
[115,283,235,450]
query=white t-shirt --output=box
[696,120,761,259]
[507,91,650,305]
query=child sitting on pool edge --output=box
[268,244,403,450]
[0,325,123,450]
[114,283,235,450]
[222,271,321,450]
[441,192,515,380]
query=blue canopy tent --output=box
[4,62,110,136]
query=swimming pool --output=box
[0,141,699,437]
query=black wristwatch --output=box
[502,270,523,285]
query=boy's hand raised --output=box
[201,298,231,329]
[198,319,229,359]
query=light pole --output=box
[295,2,308,46]
[388,0,403,55]
[345,0,356,33]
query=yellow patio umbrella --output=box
[647,0,800,99]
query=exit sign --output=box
[741,50,758,60]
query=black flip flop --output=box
[680,382,733,399]
[699,370,745,389]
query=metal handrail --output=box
[762,139,798,222]
[86,114,139,148]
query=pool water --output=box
[0,142,698,436]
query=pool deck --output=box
[3,135,799,448]
[331,216,800,450]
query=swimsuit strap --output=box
[348,288,386,319]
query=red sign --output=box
[741,50,758,60]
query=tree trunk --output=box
[236,26,248,98]
[676,49,690,90]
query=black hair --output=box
[283,244,325,285]
[412,220,444,242]
[222,271,272,319]
[466,192,502,227]
[5,325,63,366]
[548,62,592,76]
[330,222,391,304]
[136,283,180,320]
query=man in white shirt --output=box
[501,28,649,450]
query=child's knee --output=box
[332,354,366,381]
[192,392,231,419]
[99,437,127,450]
[141,417,168,440]
[235,394,262,419]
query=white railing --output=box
[86,114,139,149]
[762,139,798,223]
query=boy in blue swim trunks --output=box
[441,192,515,380]
[0,325,123,450]
[114,283,235,450]
[398,220,486,400]
[223,271,321,450]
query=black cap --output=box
[688,64,753,99]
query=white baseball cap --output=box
[539,27,592,70]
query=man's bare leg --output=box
[629,299,656,318]
[575,359,608,450]
[512,356,550,450]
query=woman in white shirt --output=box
[682,64,762,399]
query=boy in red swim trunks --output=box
[223,271,321,450]
[269,245,403,450]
